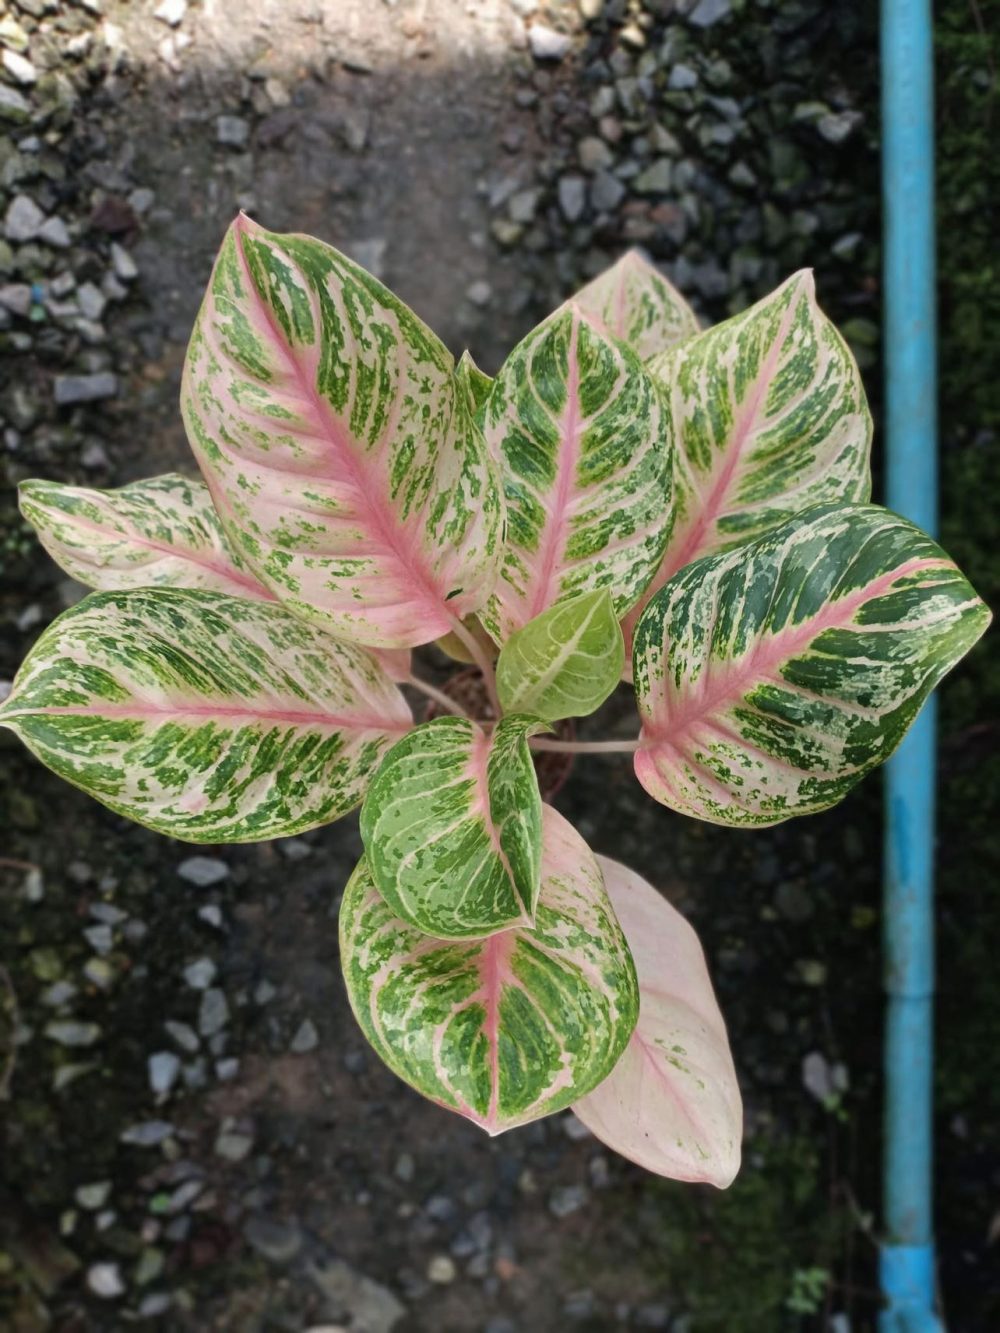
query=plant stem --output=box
[446,616,500,716]
[406,675,470,719]
[529,736,643,756]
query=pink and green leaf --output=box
[624,270,872,651]
[632,504,991,826]
[181,214,504,649]
[573,856,742,1187]
[572,250,699,364]
[18,473,269,601]
[480,302,673,642]
[340,804,639,1134]
[0,588,412,842]
[360,714,548,939]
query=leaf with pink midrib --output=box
[573,855,742,1187]
[480,300,672,642]
[632,503,991,826]
[18,473,272,601]
[0,587,413,843]
[622,270,873,659]
[340,805,639,1134]
[181,214,503,649]
[572,250,699,364]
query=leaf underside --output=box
[340,804,639,1134]
[633,503,991,827]
[574,855,742,1187]
[0,589,412,842]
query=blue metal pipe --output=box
[880,0,943,1329]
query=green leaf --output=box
[572,250,699,363]
[360,714,548,939]
[0,589,412,842]
[632,504,991,827]
[181,214,503,649]
[18,473,269,601]
[625,271,873,648]
[340,803,639,1133]
[455,350,493,415]
[496,588,625,722]
[480,302,673,641]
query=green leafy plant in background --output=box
[1,216,990,1188]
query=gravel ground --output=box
[1,2,996,1331]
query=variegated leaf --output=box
[181,214,503,649]
[0,589,412,842]
[480,302,673,642]
[572,250,699,364]
[18,473,270,601]
[574,856,742,1186]
[633,504,991,827]
[340,803,639,1133]
[455,350,493,416]
[360,714,547,938]
[496,588,625,722]
[625,270,872,649]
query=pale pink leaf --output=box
[573,856,742,1187]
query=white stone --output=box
[529,23,572,61]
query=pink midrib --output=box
[229,219,451,626]
[525,314,583,621]
[634,1029,713,1145]
[480,928,516,1127]
[50,508,272,600]
[642,556,946,749]
[10,700,408,732]
[639,287,803,615]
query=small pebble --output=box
[148,1050,181,1095]
[216,115,250,148]
[54,373,118,406]
[427,1254,457,1284]
[198,988,229,1037]
[120,1120,174,1147]
[290,1018,318,1053]
[177,856,229,887]
[75,1181,112,1210]
[45,1021,101,1047]
[529,23,572,61]
[164,1020,199,1053]
[183,957,217,990]
[549,1184,589,1218]
[87,1262,125,1299]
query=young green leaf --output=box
[455,350,493,416]
[340,804,639,1134]
[496,588,625,722]
[0,589,412,842]
[633,504,991,827]
[360,714,548,939]
[572,250,699,363]
[18,473,270,601]
[574,856,742,1187]
[624,270,872,650]
[480,302,673,642]
[181,214,503,650]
